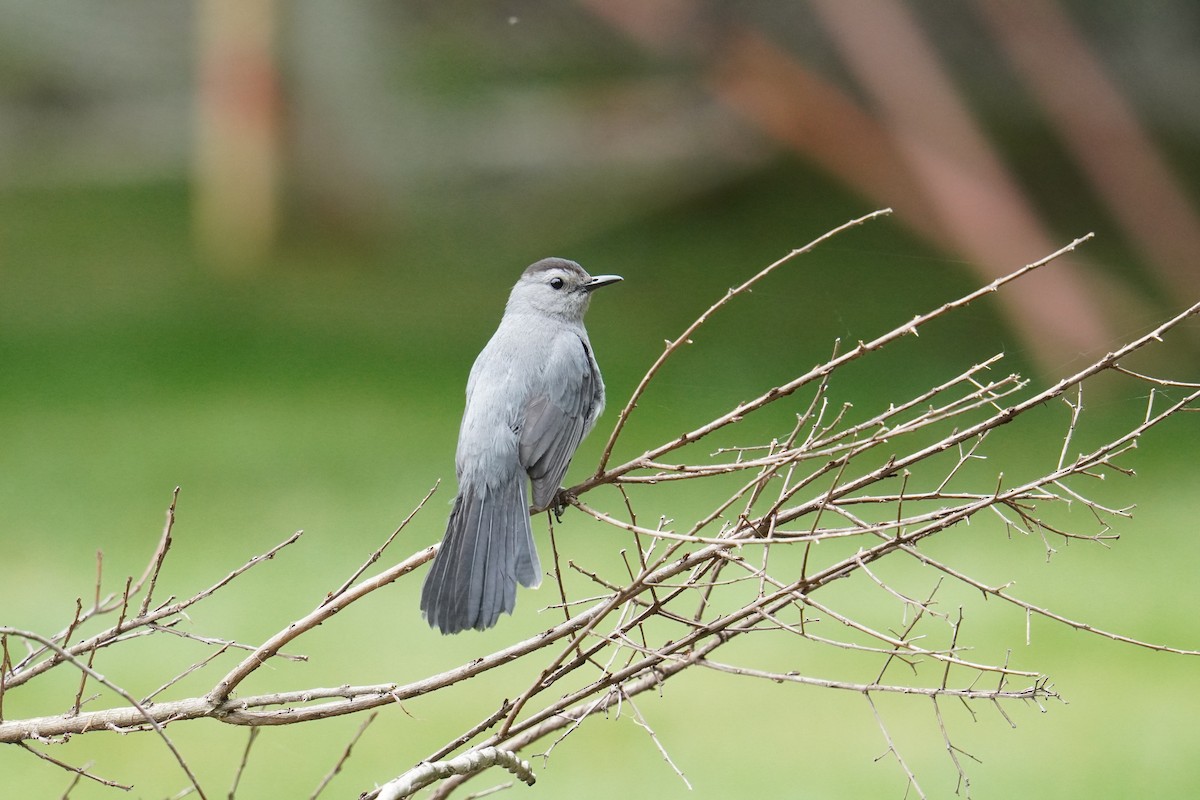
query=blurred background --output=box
[2,1,1198,797]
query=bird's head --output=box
[507,258,622,322]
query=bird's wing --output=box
[519,334,598,510]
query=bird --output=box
[420,258,622,634]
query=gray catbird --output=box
[420,258,622,634]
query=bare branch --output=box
[18,744,132,793]
[320,482,439,608]
[0,627,207,799]
[594,208,895,474]
[227,728,260,800]
[5,226,1198,800]
[310,712,377,799]
[5,530,304,691]
[207,544,432,705]
[373,748,535,800]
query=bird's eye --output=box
[549,277,565,290]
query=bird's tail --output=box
[420,476,541,634]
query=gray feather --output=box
[420,258,618,634]
[519,340,593,509]
[420,477,540,634]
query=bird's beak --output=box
[584,274,623,292]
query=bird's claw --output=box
[551,488,576,523]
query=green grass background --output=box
[1,170,1198,799]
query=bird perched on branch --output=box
[421,258,622,634]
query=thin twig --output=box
[138,486,180,616]
[17,744,132,792]
[227,728,260,800]
[1,628,207,799]
[310,712,377,799]
[320,482,439,609]
[594,208,894,473]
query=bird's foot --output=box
[550,488,577,523]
